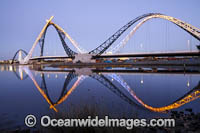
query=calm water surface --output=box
[0,65,200,130]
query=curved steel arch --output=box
[11,49,28,64]
[23,16,78,64]
[89,13,200,55]
[37,23,77,57]
[110,14,200,53]
[88,13,156,55]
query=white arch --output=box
[22,16,86,64]
[109,14,200,54]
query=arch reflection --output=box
[21,66,200,113]
[1,65,29,80]
[109,74,200,112]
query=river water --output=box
[0,65,200,130]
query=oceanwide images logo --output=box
[25,115,175,129]
[25,115,37,127]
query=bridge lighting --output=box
[141,76,144,84]
[5,66,8,71]
[187,76,190,87]
[46,16,54,23]
[106,50,113,55]
[47,74,50,78]
[55,74,58,78]
[187,81,190,87]
[0,66,4,71]
[9,66,12,71]
[14,67,17,72]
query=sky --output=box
[0,0,200,59]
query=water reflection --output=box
[22,67,144,112]
[23,67,85,112]
[3,65,199,114]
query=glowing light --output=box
[187,76,191,87]
[1,66,4,71]
[141,76,144,84]
[187,81,190,87]
[9,66,13,72]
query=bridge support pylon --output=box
[73,54,96,63]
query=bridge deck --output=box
[94,51,200,58]
[30,51,200,60]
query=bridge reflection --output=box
[110,73,200,112]
[2,65,200,113]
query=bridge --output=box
[12,13,200,64]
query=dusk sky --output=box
[0,0,200,59]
